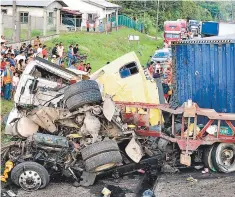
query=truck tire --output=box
[11,162,50,191]
[211,143,235,173]
[65,90,102,111]
[84,151,122,172]
[203,145,215,171]
[64,80,100,101]
[81,140,119,161]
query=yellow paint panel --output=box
[92,52,164,126]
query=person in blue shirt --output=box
[67,45,74,67]
[9,54,16,67]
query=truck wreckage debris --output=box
[1,55,235,191]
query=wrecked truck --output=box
[2,53,235,191]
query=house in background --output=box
[63,0,121,28]
[1,0,69,34]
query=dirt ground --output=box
[3,170,234,197]
[154,171,235,197]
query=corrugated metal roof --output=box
[1,0,68,7]
[83,0,121,8]
[61,8,82,15]
[173,34,235,45]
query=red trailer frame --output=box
[115,101,235,153]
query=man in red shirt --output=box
[42,45,48,59]
[77,61,85,71]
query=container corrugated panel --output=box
[172,36,235,113]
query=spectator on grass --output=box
[20,43,26,52]
[73,44,79,55]
[52,43,58,57]
[15,50,26,64]
[17,59,25,74]
[42,45,48,59]
[69,61,76,69]
[34,36,41,46]
[67,45,73,67]
[57,43,64,65]
[77,61,85,71]
[51,55,57,64]
[3,59,13,100]
[12,72,19,99]
[1,57,6,72]
[37,43,43,54]
[85,63,91,74]
[9,54,16,67]
[60,60,65,68]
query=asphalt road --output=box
[5,170,234,197]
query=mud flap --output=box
[125,137,144,163]
[180,153,191,166]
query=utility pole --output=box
[12,0,16,42]
[156,0,160,34]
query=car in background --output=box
[62,17,76,31]
[151,48,172,63]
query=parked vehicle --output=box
[62,17,76,31]
[177,19,187,39]
[151,48,172,63]
[164,21,181,42]
[200,21,219,37]
[188,20,200,36]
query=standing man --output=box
[86,20,90,32]
[34,36,41,46]
[152,62,165,104]
[67,45,74,67]
[73,44,79,55]
[93,20,96,32]
[57,43,64,65]
[3,59,13,100]
[52,43,58,57]
[42,45,48,59]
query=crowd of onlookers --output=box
[1,35,92,101]
[147,55,173,102]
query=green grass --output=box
[45,28,162,71]
[1,99,14,143]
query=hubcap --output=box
[19,170,42,191]
[221,149,234,166]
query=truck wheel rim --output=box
[19,170,42,191]
[221,149,234,166]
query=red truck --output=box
[164,21,182,43]
[177,19,187,39]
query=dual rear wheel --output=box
[203,143,235,173]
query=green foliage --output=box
[111,0,230,32]
[45,28,162,71]
[31,30,42,37]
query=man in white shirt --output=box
[37,43,43,54]
[14,51,26,64]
